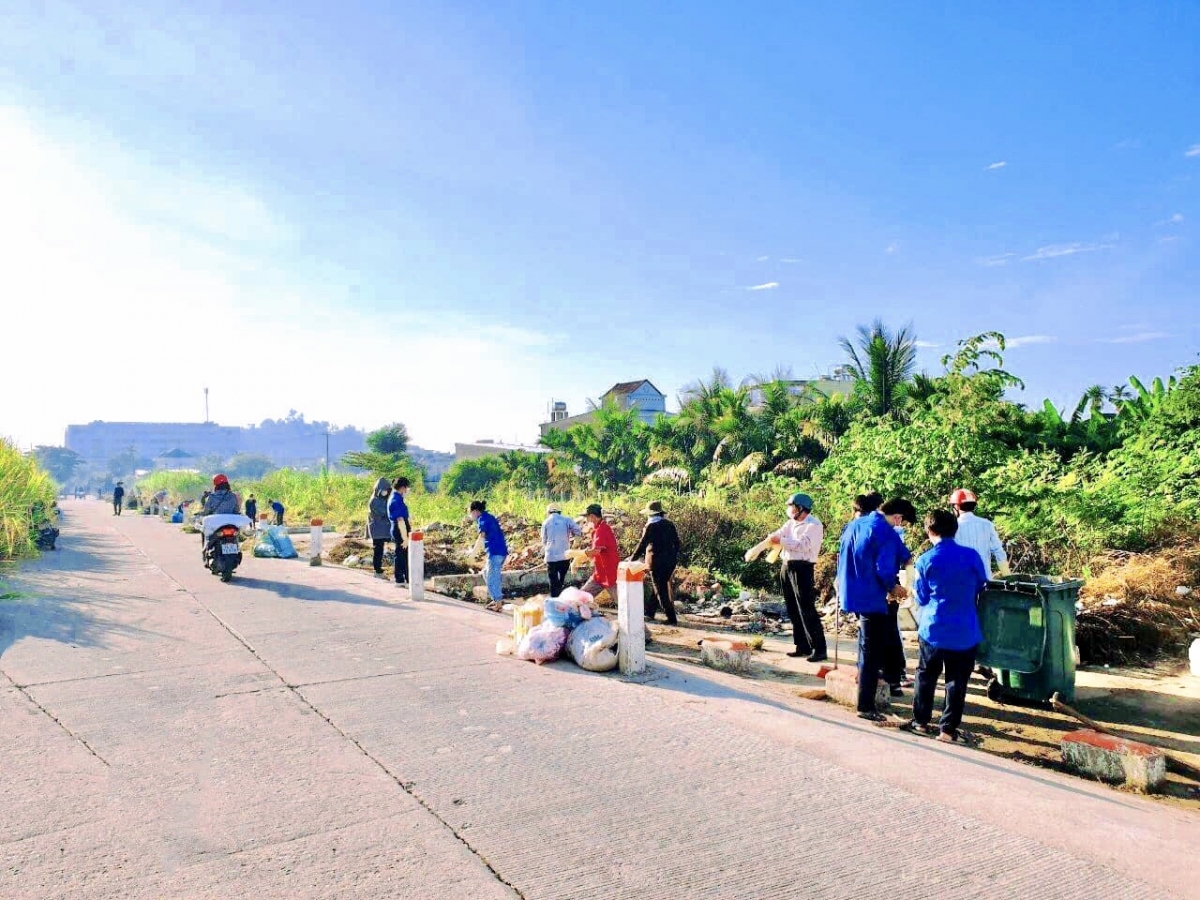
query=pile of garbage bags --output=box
[252,525,298,559]
[498,587,618,672]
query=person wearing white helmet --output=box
[949,489,1009,577]
[769,491,826,661]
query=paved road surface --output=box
[2,502,1195,899]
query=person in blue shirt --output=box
[388,477,413,585]
[269,499,285,526]
[469,500,508,609]
[837,497,914,720]
[904,508,988,743]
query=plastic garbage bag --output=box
[516,622,568,664]
[265,525,298,559]
[544,596,584,629]
[253,531,279,558]
[566,616,618,672]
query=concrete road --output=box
[2,501,1195,899]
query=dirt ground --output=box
[645,616,1200,810]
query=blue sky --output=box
[1,1,1198,451]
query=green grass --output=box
[0,439,57,561]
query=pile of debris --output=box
[1077,543,1200,664]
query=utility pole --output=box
[204,387,209,423]
[324,431,330,473]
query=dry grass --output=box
[1077,540,1200,664]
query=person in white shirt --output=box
[769,492,826,661]
[949,489,1010,577]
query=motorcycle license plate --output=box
[221,544,240,555]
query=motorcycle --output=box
[200,514,252,582]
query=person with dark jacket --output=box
[836,497,914,720]
[112,482,125,516]
[388,477,412,585]
[270,499,285,526]
[366,477,393,575]
[630,501,682,624]
[244,495,258,530]
[905,509,988,743]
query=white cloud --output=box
[0,107,565,452]
[779,258,800,264]
[1169,213,1185,224]
[1160,235,1179,243]
[986,161,1007,170]
[1115,138,1141,150]
[913,340,940,349]
[756,255,769,262]
[1003,335,1058,349]
[747,281,779,291]
[976,253,1015,267]
[1100,331,1170,344]
[1022,241,1113,261]
[884,242,898,254]
[1186,144,1200,158]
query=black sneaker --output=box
[890,685,905,698]
[806,652,828,663]
[857,711,887,722]
[787,649,811,658]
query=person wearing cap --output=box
[837,495,914,720]
[950,489,1009,577]
[580,504,619,600]
[469,500,508,608]
[904,508,988,743]
[541,502,581,598]
[769,492,826,661]
[202,474,241,516]
[630,501,682,625]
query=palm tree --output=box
[838,319,918,417]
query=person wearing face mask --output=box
[769,492,826,661]
[904,509,988,743]
[837,495,914,720]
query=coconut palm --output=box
[838,319,919,417]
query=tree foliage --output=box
[366,422,410,455]
[32,446,82,485]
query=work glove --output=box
[997,560,1012,577]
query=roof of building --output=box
[603,379,665,398]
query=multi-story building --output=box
[539,380,669,436]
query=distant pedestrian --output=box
[631,500,681,625]
[367,477,393,576]
[469,500,508,610]
[270,499,285,526]
[541,503,581,598]
[389,477,412,585]
[836,496,913,721]
[580,504,618,601]
[949,489,1010,577]
[769,492,826,661]
[905,509,988,743]
[112,482,125,516]
[244,495,258,530]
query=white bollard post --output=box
[408,530,425,601]
[309,518,323,566]
[616,561,647,675]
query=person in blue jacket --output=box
[904,508,988,743]
[469,500,508,609]
[388,477,412,585]
[837,496,914,720]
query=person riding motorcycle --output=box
[201,474,242,554]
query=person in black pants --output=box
[630,501,681,624]
[244,495,258,531]
[366,478,392,575]
[388,477,412,585]
[769,492,826,661]
[905,509,988,743]
[112,482,125,515]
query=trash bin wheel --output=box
[986,678,1006,703]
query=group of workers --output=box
[834,488,1007,742]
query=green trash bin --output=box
[976,575,1083,704]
